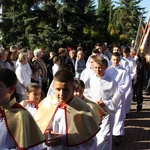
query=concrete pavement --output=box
[112,94,150,150]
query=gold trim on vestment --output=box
[34,95,101,146]
[1,98,45,149]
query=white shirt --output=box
[52,64,59,76]
[123,56,137,80]
[15,63,31,95]
[47,80,54,96]
[100,53,110,66]
[20,100,38,116]
[15,59,32,76]
[106,65,130,95]
[80,67,94,83]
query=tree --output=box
[1,0,146,49]
[1,0,97,51]
[55,0,97,49]
[1,0,36,48]
[112,0,146,43]
[96,0,112,43]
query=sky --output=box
[139,0,150,22]
[94,0,150,22]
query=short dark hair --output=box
[113,44,120,49]
[58,63,72,72]
[54,70,74,84]
[95,43,102,47]
[92,48,100,54]
[0,68,17,87]
[112,52,120,57]
[53,56,59,64]
[123,47,130,53]
[27,83,41,93]
[76,46,83,52]
[74,79,85,90]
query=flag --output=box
[134,15,145,52]
[140,17,150,55]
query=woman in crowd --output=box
[32,49,47,95]
[75,50,86,79]
[15,53,31,102]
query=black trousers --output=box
[133,82,143,107]
[146,77,150,93]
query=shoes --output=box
[125,113,129,119]
[137,105,142,112]
[113,136,123,146]
[132,96,137,102]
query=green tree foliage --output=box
[107,23,119,41]
[1,0,36,47]
[112,0,146,43]
[55,0,97,49]
[96,0,112,43]
[0,0,147,49]
[1,0,97,51]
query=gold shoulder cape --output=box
[34,95,100,146]
[0,99,45,149]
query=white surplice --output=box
[20,100,38,116]
[123,56,137,113]
[80,67,94,83]
[106,65,130,136]
[84,72,120,150]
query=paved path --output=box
[112,94,150,150]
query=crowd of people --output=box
[0,42,149,149]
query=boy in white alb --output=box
[74,78,106,128]
[106,52,130,145]
[123,47,137,114]
[84,56,120,150]
[80,55,96,83]
[112,45,130,72]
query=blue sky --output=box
[94,0,150,22]
[139,0,150,22]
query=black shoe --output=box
[125,113,129,119]
[113,136,123,146]
[132,96,137,102]
[137,105,142,112]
